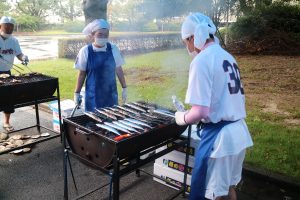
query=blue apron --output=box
[85,43,118,112]
[189,120,237,200]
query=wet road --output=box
[14,35,82,61]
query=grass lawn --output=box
[27,50,300,181]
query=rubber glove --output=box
[22,55,29,64]
[74,92,82,106]
[122,88,127,103]
[175,111,188,126]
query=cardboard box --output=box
[49,99,83,132]
[155,150,195,175]
[156,125,200,157]
[153,163,191,193]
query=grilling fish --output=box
[96,124,121,135]
[153,110,175,118]
[132,102,155,110]
[118,120,144,130]
[124,103,147,112]
[84,112,103,123]
[104,122,131,134]
[116,106,141,115]
[95,109,118,121]
[112,121,141,134]
[124,118,153,128]
[102,108,125,119]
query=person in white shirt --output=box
[74,19,127,111]
[0,16,29,133]
[175,13,253,200]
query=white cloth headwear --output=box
[82,19,110,36]
[0,16,16,25]
[181,13,216,49]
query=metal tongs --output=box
[0,55,24,75]
[21,59,34,73]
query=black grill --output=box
[63,102,187,167]
[0,73,58,107]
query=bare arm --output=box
[16,53,24,61]
[185,105,210,124]
[116,66,127,88]
[75,70,87,93]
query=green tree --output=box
[16,0,56,18]
[0,1,10,17]
[54,0,82,22]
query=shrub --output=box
[228,2,300,54]
[14,15,42,32]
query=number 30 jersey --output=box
[185,43,246,123]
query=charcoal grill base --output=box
[0,77,62,155]
[63,126,192,200]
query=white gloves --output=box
[74,92,82,106]
[175,111,188,126]
[22,55,29,65]
[122,88,127,103]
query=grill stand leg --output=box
[56,84,63,143]
[182,125,192,198]
[34,101,40,133]
[67,152,78,191]
[109,173,113,200]
[136,153,140,177]
[112,155,120,200]
[64,149,69,200]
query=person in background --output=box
[0,16,29,133]
[74,19,127,112]
[175,13,253,200]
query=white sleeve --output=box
[14,39,22,56]
[74,46,88,71]
[185,58,213,107]
[112,44,125,67]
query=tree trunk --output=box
[82,0,109,25]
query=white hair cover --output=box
[0,16,15,25]
[82,19,110,36]
[181,13,216,50]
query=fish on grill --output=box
[124,118,153,128]
[118,120,144,130]
[116,106,141,115]
[131,102,155,110]
[112,121,141,134]
[124,103,147,113]
[104,122,132,134]
[152,110,175,118]
[84,112,103,123]
[0,74,10,78]
[102,108,126,119]
[95,109,118,121]
[96,124,121,135]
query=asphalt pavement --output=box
[0,107,299,200]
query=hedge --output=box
[58,33,183,59]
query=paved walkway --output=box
[0,108,299,200]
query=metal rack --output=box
[63,124,192,200]
[0,79,62,155]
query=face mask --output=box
[187,47,198,59]
[94,38,108,47]
[0,32,11,38]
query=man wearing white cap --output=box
[175,13,253,200]
[74,19,127,111]
[0,16,29,133]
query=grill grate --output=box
[0,73,54,86]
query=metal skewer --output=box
[0,55,24,72]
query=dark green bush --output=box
[14,15,42,32]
